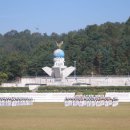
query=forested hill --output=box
[0,18,130,80]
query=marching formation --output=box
[64,95,119,107]
[0,97,33,107]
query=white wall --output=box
[0,93,75,102]
[1,92,130,102]
[105,92,130,102]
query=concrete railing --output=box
[1,76,130,87]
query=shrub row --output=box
[0,86,130,94]
[0,87,30,93]
[38,86,130,94]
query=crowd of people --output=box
[64,95,119,107]
[0,97,33,107]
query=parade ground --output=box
[0,103,130,130]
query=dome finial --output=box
[56,41,63,49]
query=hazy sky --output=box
[0,0,130,35]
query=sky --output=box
[0,0,130,35]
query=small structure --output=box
[42,41,75,80]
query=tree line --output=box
[0,17,130,82]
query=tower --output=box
[42,41,75,80]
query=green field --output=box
[0,103,130,130]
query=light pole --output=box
[74,61,76,79]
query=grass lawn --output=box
[0,103,130,130]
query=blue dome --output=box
[54,49,65,58]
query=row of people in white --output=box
[64,95,119,107]
[0,97,33,107]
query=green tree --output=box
[0,72,8,84]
